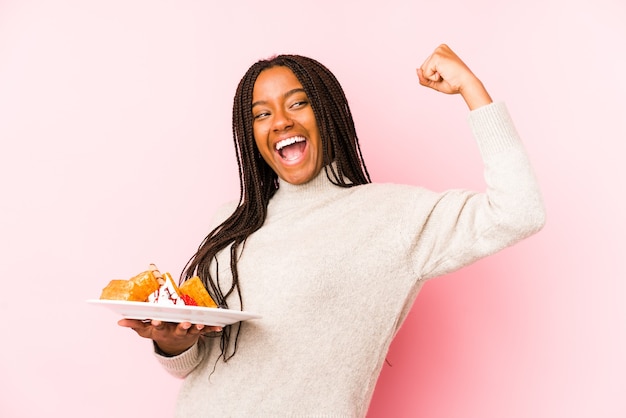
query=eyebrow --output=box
[251,88,307,108]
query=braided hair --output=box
[181,55,371,361]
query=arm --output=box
[415,102,545,280]
[410,45,546,279]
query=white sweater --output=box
[155,102,546,417]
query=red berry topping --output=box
[181,294,197,306]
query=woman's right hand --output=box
[118,318,221,356]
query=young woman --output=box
[119,44,545,417]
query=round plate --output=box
[87,299,261,326]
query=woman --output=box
[120,44,545,417]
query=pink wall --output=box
[1,1,624,417]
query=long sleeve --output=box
[153,335,210,379]
[409,102,546,280]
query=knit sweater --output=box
[155,102,545,417]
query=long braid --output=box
[181,54,371,362]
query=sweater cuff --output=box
[468,102,523,159]
[153,339,204,377]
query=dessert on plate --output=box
[100,264,217,308]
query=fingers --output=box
[150,321,204,338]
[201,325,224,337]
[118,318,154,339]
[118,318,153,333]
[176,322,205,337]
[417,50,448,92]
[205,326,223,333]
[117,318,142,328]
[418,56,443,83]
[416,68,439,89]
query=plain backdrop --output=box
[1,1,624,417]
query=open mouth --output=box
[275,136,306,161]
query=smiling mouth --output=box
[275,136,306,161]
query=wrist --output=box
[153,340,193,357]
[460,77,492,110]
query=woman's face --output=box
[251,66,324,185]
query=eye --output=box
[291,100,308,109]
[253,111,270,120]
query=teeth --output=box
[275,136,306,151]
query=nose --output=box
[272,108,293,132]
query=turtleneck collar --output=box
[275,164,339,199]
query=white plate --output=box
[87,299,261,326]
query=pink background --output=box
[1,1,624,417]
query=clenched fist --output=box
[417,44,493,110]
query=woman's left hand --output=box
[118,318,222,356]
[417,44,492,110]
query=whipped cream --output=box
[148,272,185,305]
